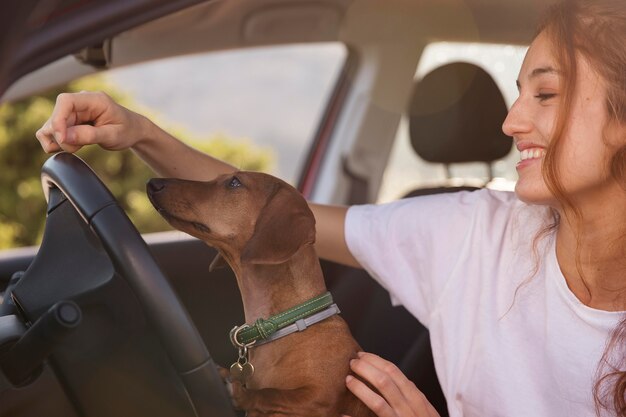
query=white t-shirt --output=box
[345,189,623,417]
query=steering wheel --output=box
[38,152,235,417]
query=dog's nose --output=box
[147,178,166,194]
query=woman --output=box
[36,0,625,415]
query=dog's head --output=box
[147,172,316,266]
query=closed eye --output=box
[535,93,557,102]
[228,176,242,188]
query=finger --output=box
[345,375,397,417]
[356,353,416,399]
[65,124,114,149]
[355,353,439,417]
[35,130,61,153]
[38,119,82,153]
[57,142,82,153]
[35,119,66,152]
[39,137,62,153]
[49,91,110,144]
[350,358,413,416]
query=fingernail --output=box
[346,375,353,383]
[65,130,75,144]
[53,131,62,143]
[357,351,365,357]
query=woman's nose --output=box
[502,98,531,138]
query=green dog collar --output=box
[230,292,335,347]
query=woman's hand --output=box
[344,352,441,417]
[36,91,150,154]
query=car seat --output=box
[326,62,512,417]
[405,61,512,196]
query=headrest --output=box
[408,62,512,164]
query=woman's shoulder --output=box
[415,188,545,215]
[466,188,553,230]
[451,187,518,206]
[348,188,550,232]
[391,188,522,214]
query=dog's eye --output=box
[228,176,242,188]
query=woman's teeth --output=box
[520,148,545,161]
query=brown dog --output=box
[147,171,373,417]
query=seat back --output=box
[407,61,512,193]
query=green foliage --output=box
[0,75,274,249]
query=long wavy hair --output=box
[536,0,626,415]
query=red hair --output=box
[537,0,626,415]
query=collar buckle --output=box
[230,324,256,348]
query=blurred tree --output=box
[0,75,274,249]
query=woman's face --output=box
[502,30,620,209]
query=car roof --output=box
[2,0,555,99]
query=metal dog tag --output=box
[230,360,254,384]
[230,345,255,384]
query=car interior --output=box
[0,1,555,416]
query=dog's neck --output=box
[227,244,327,324]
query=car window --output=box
[109,43,347,183]
[0,42,347,250]
[377,42,527,203]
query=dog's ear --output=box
[240,185,315,265]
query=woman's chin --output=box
[514,181,555,206]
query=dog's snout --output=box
[147,178,166,194]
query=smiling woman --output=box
[343,1,626,416]
[525,1,626,414]
[504,30,617,208]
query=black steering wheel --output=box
[32,152,235,417]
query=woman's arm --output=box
[37,91,361,268]
[36,91,236,180]
[310,203,360,268]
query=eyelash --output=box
[535,93,557,102]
